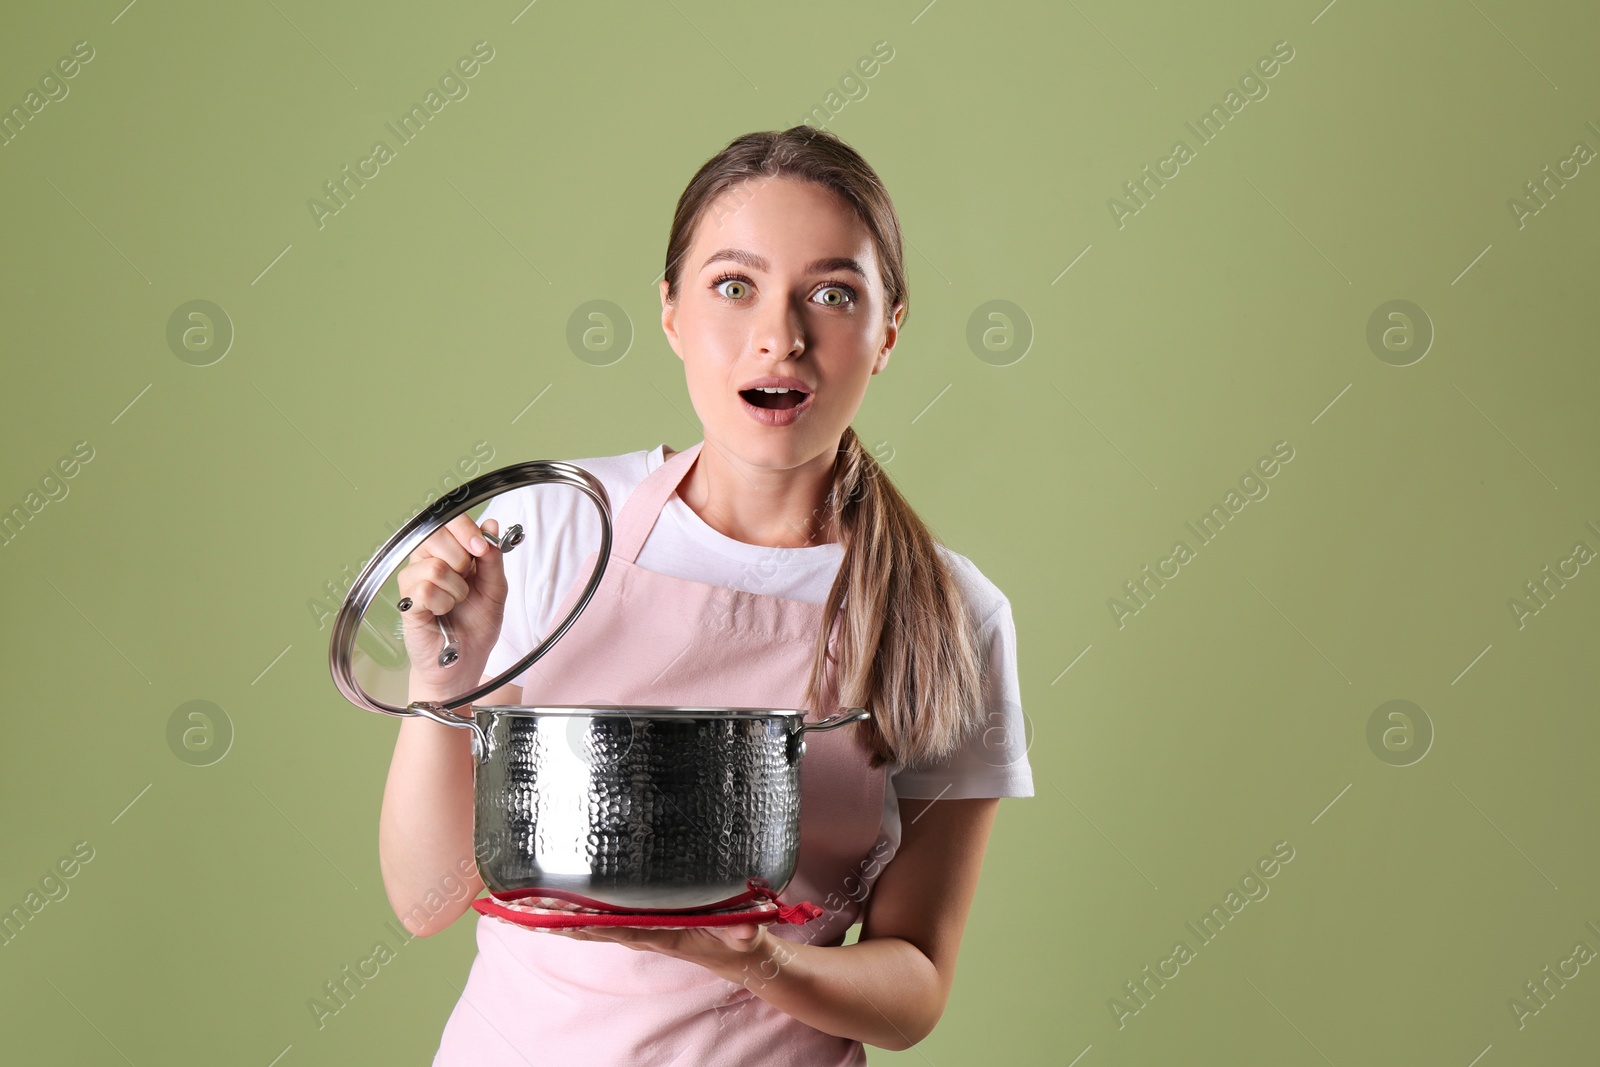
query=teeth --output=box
[753,387,795,393]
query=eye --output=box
[711,273,751,300]
[813,283,857,308]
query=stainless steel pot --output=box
[327,459,872,912]
[413,703,866,911]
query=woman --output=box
[383,126,1034,1065]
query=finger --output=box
[397,577,461,618]
[470,517,508,603]
[414,522,473,574]
[465,516,496,556]
[444,513,492,559]
[415,557,470,604]
[475,517,498,553]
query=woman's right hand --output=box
[398,515,509,691]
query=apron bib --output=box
[434,440,887,1067]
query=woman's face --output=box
[659,176,903,471]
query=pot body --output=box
[472,707,813,912]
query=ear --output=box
[872,302,905,375]
[659,279,684,362]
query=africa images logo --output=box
[306,42,495,230]
[1107,840,1296,1029]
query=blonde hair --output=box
[662,127,985,770]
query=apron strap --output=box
[611,440,704,564]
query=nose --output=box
[753,296,806,360]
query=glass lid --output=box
[327,460,612,718]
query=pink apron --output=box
[433,440,888,1066]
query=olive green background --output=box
[3,0,1598,1063]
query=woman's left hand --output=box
[540,922,777,979]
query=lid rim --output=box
[327,460,614,718]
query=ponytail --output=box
[802,426,986,770]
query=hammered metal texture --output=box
[474,711,802,911]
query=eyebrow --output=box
[699,248,868,279]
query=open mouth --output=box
[738,387,810,410]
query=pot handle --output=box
[796,707,871,737]
[409,700,489,763]
[787,707,870,765]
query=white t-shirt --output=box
[478,444,1034,869]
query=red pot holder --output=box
[472,877,823,930]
